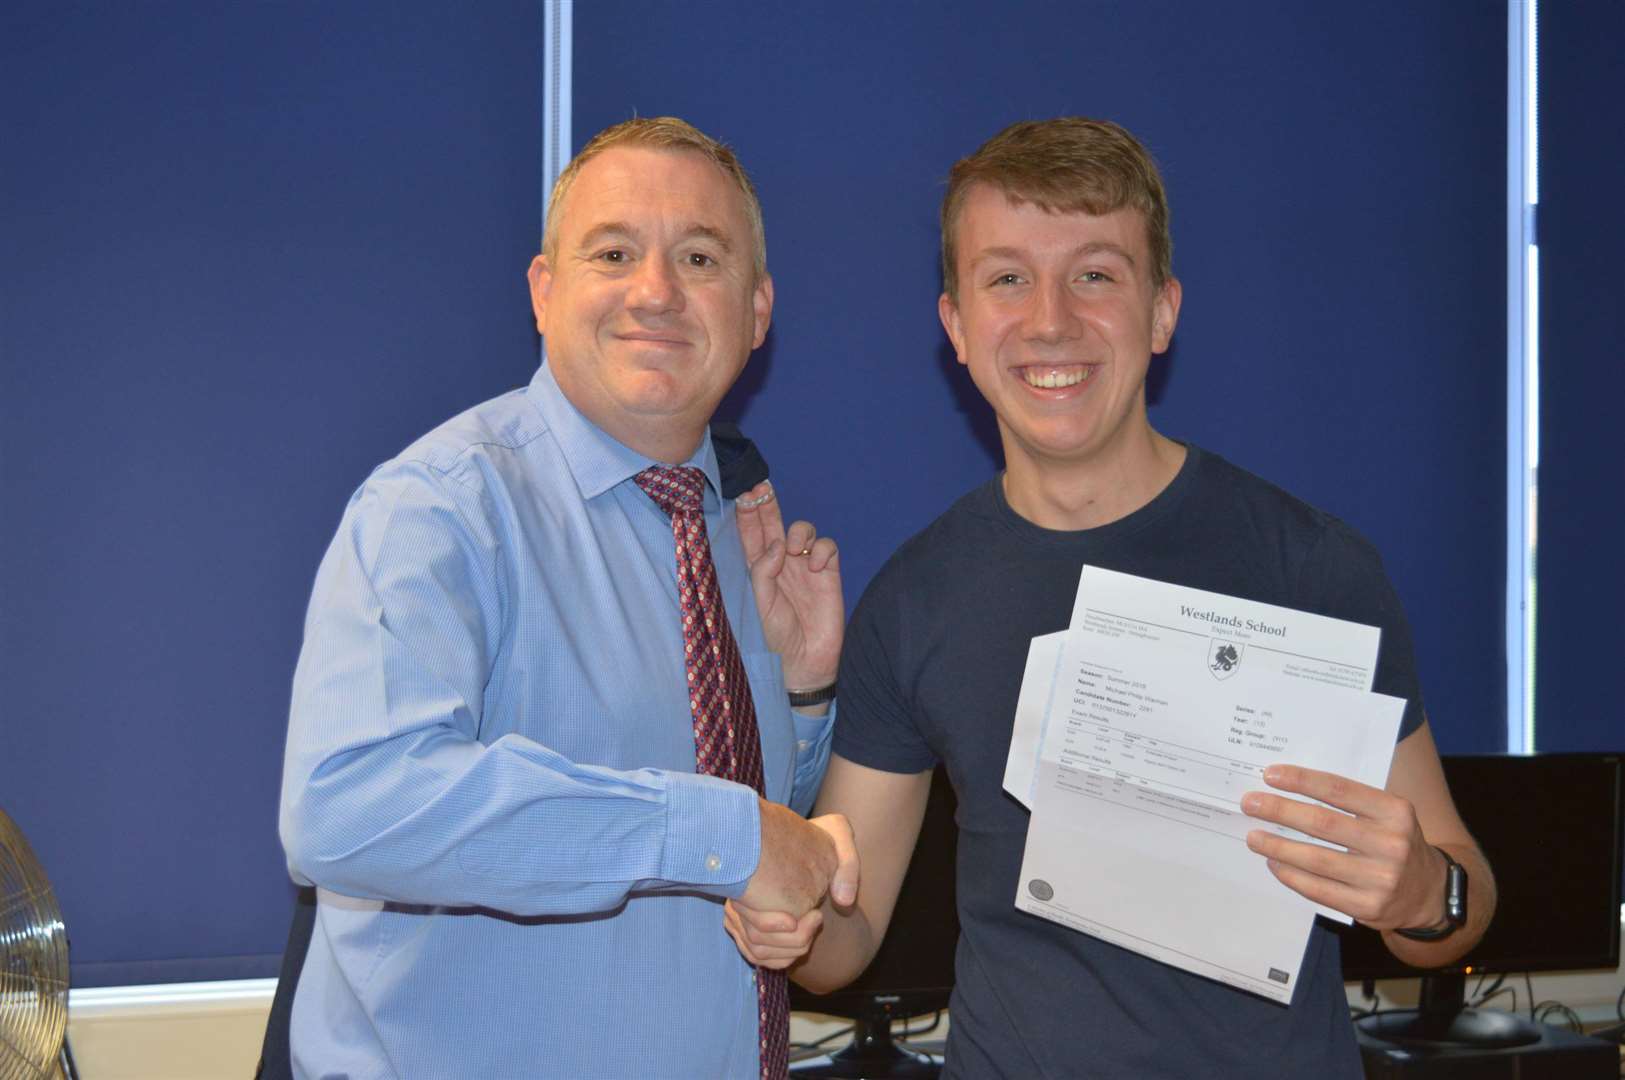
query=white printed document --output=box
[1008,567,1406,1003]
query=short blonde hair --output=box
[941,118,1173,297]
[544,116,767,278]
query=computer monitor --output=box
[1339,752,1624,1049]
[789,766,959,1078]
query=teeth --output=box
[1023,368,1090,389]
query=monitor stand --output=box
[1355,973,1543,1049]
[1355,973,1618,1077]
[789,1014,941,1078]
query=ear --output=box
[1150,276,1182,354]
[938,292,968,366]
[750,272,774,349]
[526,254,552,335]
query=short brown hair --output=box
[941,118,1172,297]
[544,116,767,278]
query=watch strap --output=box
[1394,846,1467,941]
[787,683,837,707]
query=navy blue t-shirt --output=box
[835,445,1424,1079]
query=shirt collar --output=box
[525,358,721,503]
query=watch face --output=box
[1444,856,1468,925]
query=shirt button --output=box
[796,740,809,752]
[705,853,722,872]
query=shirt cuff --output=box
[792,701,833,747]
[660,770,761,899]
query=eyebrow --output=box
[574,220,735,254]
[682,224,734,254]
[1075,241,1136,265]
[972,241,1137,267]
[575,221,635,251]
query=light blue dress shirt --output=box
[280,361,834,1079]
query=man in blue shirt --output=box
[280,117,854,1079]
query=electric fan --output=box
[0,808,69,1080]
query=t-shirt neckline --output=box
[982,442,1203,548]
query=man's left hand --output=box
[736,481,842,695]
[1242,764,1445,930]
[724,898,823,970]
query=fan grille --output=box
[0,810,68,1080]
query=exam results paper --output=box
[1008,567,1406,1004]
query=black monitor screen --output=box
[790,765,959,1020]
[1339,752,1623,980]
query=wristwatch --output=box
[787,682,838,707]
[1395,846,1467,941]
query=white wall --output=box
[60,959,1623,1080]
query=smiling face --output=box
[528,146,772,462]
[939,182,1181,490]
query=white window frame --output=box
[1506,0,1538,753]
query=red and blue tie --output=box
[635,465,789,1080]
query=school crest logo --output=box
[1208,640,1244,681]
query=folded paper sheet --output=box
[1007,567,1405,1004]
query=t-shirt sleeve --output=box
[832,571,939,774]
[1296,519,1426,742]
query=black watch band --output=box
[787,683,837,707]
[1395,846,1468,941]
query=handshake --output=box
[724,800,859,970]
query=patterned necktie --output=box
[634,465,790,1080]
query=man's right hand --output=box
[740,800,859,915]
[727,803,858,968]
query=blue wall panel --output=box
[1,1,542,986]
[575,2,1508,752]
[1533,2,1625,753]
